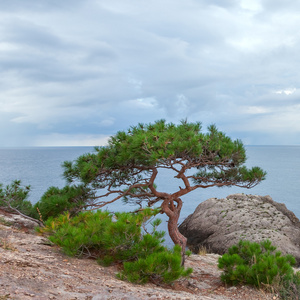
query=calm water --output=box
[0,147,95,203]
[0,146,299,245]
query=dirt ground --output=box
[0,211,278,300]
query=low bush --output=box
[218,240,296,288]
[0,180,36,218]
[34,184,93,221]
[40,208,193,284]
[118,244,193,284]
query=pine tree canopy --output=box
[62,119,266,210]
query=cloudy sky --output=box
[1,0,300,147]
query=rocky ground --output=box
[0,210,278,300]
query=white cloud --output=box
[274,88,296,95]
[240,0,263,12]
[241,106,270,114]
[128,98,158,109]
[34,133,110,147]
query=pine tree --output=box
[59,120,266,264]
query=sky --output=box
[1,0,300,147]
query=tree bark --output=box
[161,197,187,265]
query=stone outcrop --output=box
[0,208,38,230]
[179,194,300,265]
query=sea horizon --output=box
[0,145,299,219]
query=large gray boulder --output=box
[179,194,300,265]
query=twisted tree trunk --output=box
[161,196,187,265]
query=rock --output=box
[179,194,300,265]
[0,209,38,230]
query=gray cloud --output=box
[0,0,86,12]
[0,0,300,146]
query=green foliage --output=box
[218,240,296,288]
[118,244,193,284]
[42,208,192,284]
[63,120,266,196]
[34,185,92,221]
[40,210,112,256]
[0,180,35,217]
[42,208,163,260]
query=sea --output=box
[0,146,299,246]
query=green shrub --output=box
[42,208,165,261]
[39,210,111,256]
[41,208,192,284]
[118,244,193,284]
[0,180,36,218]
[34,185,92,221]
[218,240,296,288]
